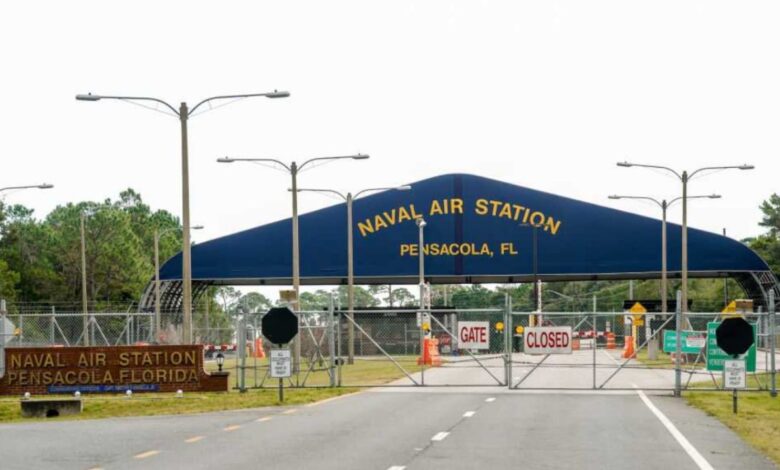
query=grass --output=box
[0,388,358,423]
[0,355,423,423]
[633,349,706,370]
[684,373,780,465]
[207,355,423,389]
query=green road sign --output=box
[706,321,756,372]
[662,330,706,354]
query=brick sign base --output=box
[0,345,228,395]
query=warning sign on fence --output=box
[457,321,490,350]
[524,326,573,355]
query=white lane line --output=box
[463,411,476,418]
[431,431,450,441]
[485,397,496,403]
[256,416,273,422]
[635,388,714,470]
[184,436,204,443]
[387,467,406,470]
[134,450,160,459]
[223,424,241,432]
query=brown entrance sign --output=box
[0,345,228,395]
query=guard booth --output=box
[621,299,692,350]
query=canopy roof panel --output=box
[159,173,771,286]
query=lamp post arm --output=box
[298,155,367,171]
[222,157,292,172]
[189,92,289,116]
[354,187,405,199]
[609,195,664,208]
[667,194,722,208]
[618,162,682,180]
[76,94,179,116]
[294,188,348,201]
[0,185,51,193]
[688,165,754,179]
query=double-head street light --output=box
[608,194,721,314]
[616,162,753,320]
[218,154,369,309]
[154,225,204,343]
[295,185,411,364]
[77,89,289,344]
[218,154,368,373]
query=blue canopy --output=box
[158,173,771,286]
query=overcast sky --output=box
[2,1,778,297]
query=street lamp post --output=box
[77,90,289,344]
[609,194,720,359]
[617,162,753,321]
[218,154,369,371]
[519,223,540,324]
[295,185,411,364]
[608,194,721,313]
[154,225,204,343]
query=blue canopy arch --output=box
[141,173,778,312]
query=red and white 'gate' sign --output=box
[457,321,489,350]
[524,326,573,354]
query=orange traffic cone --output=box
[254,337,266,358]
[417,338,442,366]
[622,336,636,359]
[606,333,616,350]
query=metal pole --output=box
[50,306,55,345]
[347,193,355,365]
[662,201,668,314]
[0,299,5,376]
[80,212,89,346]
[593,312,597,389]
[179,102,193,345]
[418,218,426,386]
[238,315,247,392]
[154,229,161,342]
[681,172,689,322]
[505,293,512,388]
[723,228,729,308]
[328,294,336,387]
[291,162,301,374]
[770,289,776,398]
[674,290,682,397]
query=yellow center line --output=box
[256,416,273,422]
[281,408,298,415]
[134,450,160,459]
[185,436,205,443]
[224,424,242,432]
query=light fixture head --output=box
[217,157,234,163]
[266,90,290,98]
[416,218,426,228]
[75,93,101,101]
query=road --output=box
[0,386,775,470]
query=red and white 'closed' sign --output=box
[524,326,573,354]
[457,321,490,350]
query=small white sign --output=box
[685,334,706,349]
[457,321,490,350]
[524,326,573,355]
[724,359,746,389]
[270,349,292,378]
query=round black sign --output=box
[261,307,299,345]
[715,317,754,357]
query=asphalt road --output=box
[0,388,774,470]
